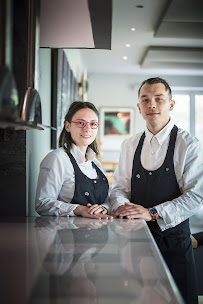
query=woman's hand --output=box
[74,205,113,220]
[87,203,107,215]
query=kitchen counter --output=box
[0,216,184,304]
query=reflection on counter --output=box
[0,217,184,304]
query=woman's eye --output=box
[78,121,85,127]
[91,122,97,127]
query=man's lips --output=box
[147,112,159,115]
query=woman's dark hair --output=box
[59,101,99,154]
[138,77,172,100]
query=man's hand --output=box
[114,202,152,221]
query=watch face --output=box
[150,208,157,216]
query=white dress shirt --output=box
[35,144,110,216]
[110,120,203,231]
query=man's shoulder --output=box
[122,131,144,146]
[177,128,200,145]
[176,128,202,151]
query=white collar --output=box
[70,144,96,164]
[145,119,175,146]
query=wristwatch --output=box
[148,208,159,221]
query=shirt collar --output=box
[70,144,96,164]
[145,119,175,146]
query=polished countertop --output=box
[0,217,184,304]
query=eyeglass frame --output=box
[70,120,100,129]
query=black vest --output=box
[68,152,109,206]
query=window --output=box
[171,95,190,132]
[195,95,203,145]
[171,92,203,146]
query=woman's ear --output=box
[65,121,70,132]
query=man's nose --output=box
[148,99,156,108]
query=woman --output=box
[35,101,112,219]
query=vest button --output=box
[149,172,152,175]
[166,168,169,171]
[94,180,97,183]
[84,192,89,196]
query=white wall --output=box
[27,48,52,216]
[27,49,85,216]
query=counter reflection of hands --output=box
[115,219,145,232]
[73,217,108,230]
[74,204,113,220]
[114,202,151,221]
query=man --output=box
[110,77,203,304]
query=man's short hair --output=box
[138,77,172,100]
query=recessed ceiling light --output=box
[123,56,128,60]
[131,27,136,31]
[125,43,131,48]
[136,5,143,8]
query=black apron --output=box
[68,152,109,206]
[130,125,198,304]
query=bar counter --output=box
[0,217,184,304]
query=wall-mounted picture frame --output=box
[51,49,78,149]
[99,107,135,151]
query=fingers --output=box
[87,204,108,215]
[114,204,148,220]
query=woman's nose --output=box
[84,122,91,130]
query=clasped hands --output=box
[114,202,152,221]
[74,203,113,220]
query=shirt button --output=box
[84,192,89,196]
[149,172,152,175]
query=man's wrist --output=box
[148,207,159,221]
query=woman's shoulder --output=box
[41,147,69,166]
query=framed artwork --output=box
[99,107,135,151]
[51,49,78,149]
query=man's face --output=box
[137,83,175,133]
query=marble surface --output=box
[0,217,184,304]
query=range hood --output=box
[0,0,55,131]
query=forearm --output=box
[155,191,202,230]
[36,198,79,216]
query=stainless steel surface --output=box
[0,217,184,304]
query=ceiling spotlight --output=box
[123,56,128,61]
[131,27,136,31]
[136,5,144,8]
[125,43,131,47]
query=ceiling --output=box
[80,0,203,76]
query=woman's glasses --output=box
[71,120,100,129]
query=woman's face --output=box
[65,108,98,153]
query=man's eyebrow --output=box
[155,93,164,97]
[140,94,148,99]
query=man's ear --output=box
[169,99,175,111]
[137,103,141,114]
[65,121,70,132]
